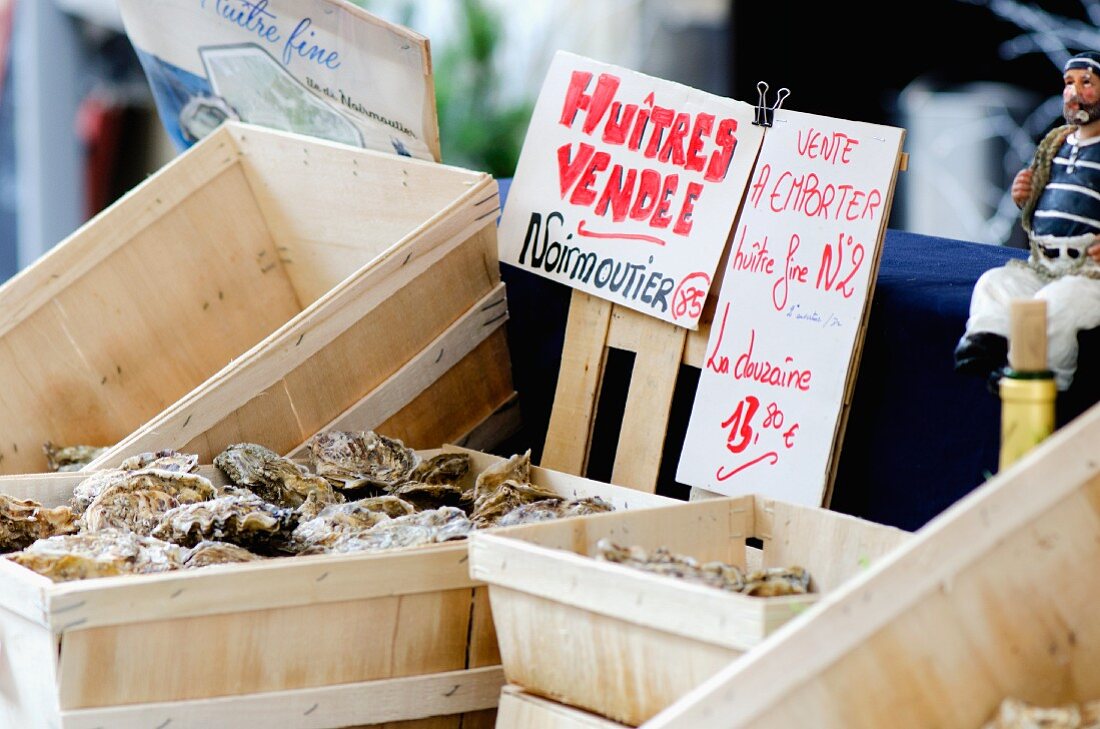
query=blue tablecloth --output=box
[495,180,1097,530]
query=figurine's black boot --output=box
[954,332,1009,377]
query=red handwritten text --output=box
[796,128,859,165]
[748,163,882,222]
[816,232,865,298]
[672,271,710,321]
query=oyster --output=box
[307,430,419,491]
[472,451,531,500]
[183,541,265,569]
[391,481,467,511]
[983,697,1088,729]
[596,539,747,592]
[305,506,472,554]
[151,493,298,554]
[495,496,613,527]
[742,566,811,597]
[43,442,107,472]
[291,495,415,551]
[118,449,199,473]
[81,470,219,534]
[70,452,201,514]
[8,529,184,581]
[408,453,470,485]
[0,495,79,552]
[470,479,560,528]
[215,443,343,510]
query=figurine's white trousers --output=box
[965,264,1100,389]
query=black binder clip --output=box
[753,81,790,127]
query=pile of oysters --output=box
[3,431,612,582]
[595,539,812,597]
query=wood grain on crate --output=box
[643,402,1100,729]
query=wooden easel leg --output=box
[607,307,687,493]
[541,290,613,475]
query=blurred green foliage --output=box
[349,0,533,177]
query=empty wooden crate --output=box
[643,400,1100,728]
[0,120,513,476]
[468,496,908,726]
[498,686,626,729]
[0,447,674,728]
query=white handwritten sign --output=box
[118,0,438,160]
[498,51,764,328]
[677,109,904,505]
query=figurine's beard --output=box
[1064,96,1100,125]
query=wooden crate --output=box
[642,404,1100,728]
[468,496,908,726]
[497,686,626,729]
[0,120,514,476]
[0,447,673,728]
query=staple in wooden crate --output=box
[0,446,675,728]
[642,397,1100,729]
[468,495,908,726]
[0,120,515,476]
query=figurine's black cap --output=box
[1065,51,1100,73]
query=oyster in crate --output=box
[151,492,298,554]
[742,566,811,597]
[596,539,747,593]
[307,430,419,491]
[183,540,265,569]
[118,449,200,474]
[215,443,343,511]
[81,470,219,535]
[472,450,531,498]
[471,479,560,528]
[292,495,415,551]
[43,441,108,472]
[8,529,184,582]
[408,452,470,485]
[71,451,204,515]
[496,496,613,527]
[0,495,79,552]
[391,481,468,511]
[306,506,473,554]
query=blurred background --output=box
[2,0,1097,283]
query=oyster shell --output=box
[595,539,747,592]
[8,529,184,581]
[495,497,613,527]
[983,697,1089,729]
[0,495,79,552]
[81,470,219,535]
[391,481,467,511]
[151,493,298,553]
[291,495,415,550]
[305,506,472,554]
[472,451,531,500]
[408,453,470,485]
[471,479,560,528]
[307,430,419,491]
[118,449,199,473]
[43,442,107,472]
[183,541,264,569]
[215,443,343,511]
[742,566,811,597]
[70,452,202,514]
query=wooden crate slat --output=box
[59,666,504,729]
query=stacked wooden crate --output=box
[468,495,909,726]
[0,448,674,728]
[0,121,515,478]
[642,399,1100,729]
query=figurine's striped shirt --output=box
[1032,133,1100,239]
